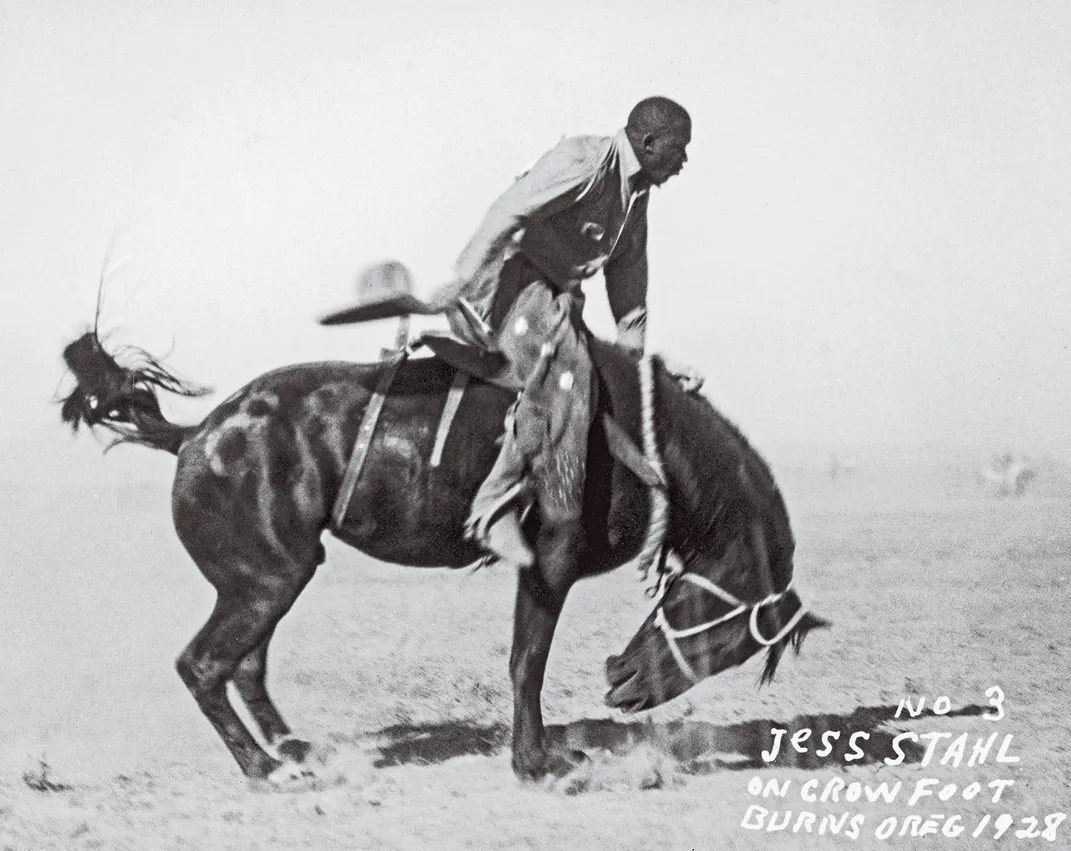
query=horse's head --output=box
[605,518,829,712]
[591,348,830,711]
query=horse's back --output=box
[171,347,647,572]
[174,356,514,567]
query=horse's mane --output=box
[592,340,792,578]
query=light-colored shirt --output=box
[442,128,651,352]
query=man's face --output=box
[641,120,691,186]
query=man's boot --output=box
[481,506,535,570]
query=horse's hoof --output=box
[275,737,313,763]
[541,748,589,778]
[546,750,596,795]
[514,748,590,784]
[268,760,316,784]
[260,760,320,792]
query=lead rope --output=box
[636,354,672,597]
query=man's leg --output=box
[526,298,593,530]
[494,294,594,589]
[466,403,536,569]
[465,281,561,568]
[469,288,593,573]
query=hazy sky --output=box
[3,0,1069,492]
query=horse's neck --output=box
[594,344,785,564]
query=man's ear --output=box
[642,132,657,151]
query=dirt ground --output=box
[2,455,1069,850]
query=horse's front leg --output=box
[509,523,579,780]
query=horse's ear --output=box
[760,611,830,685]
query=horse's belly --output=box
[331,477,488,568]
[330,381,510,569]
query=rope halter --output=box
[652,573,808,684]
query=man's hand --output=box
[662,357,705,394]
[569,257,606,282]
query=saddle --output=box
[329,329,666,532]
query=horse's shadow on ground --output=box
[368,704,988,774]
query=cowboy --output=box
[438,96,692,570]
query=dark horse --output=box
[60,328,827,786]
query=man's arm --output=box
[604,194,650,355]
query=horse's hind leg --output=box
[175,564,314,780]
[231,628,311,760]
[231,628,314,764]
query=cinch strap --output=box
[431,371,470,467]
[330,351,407,531]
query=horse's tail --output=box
[59,331,209,456]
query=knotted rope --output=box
[635,354,672,597]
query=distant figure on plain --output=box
[980,452,1036,497]
[828,454,858,483]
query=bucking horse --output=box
[59,317,828,787]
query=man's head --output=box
[625,96,692,187]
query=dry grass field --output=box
[2,453,1069,850]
